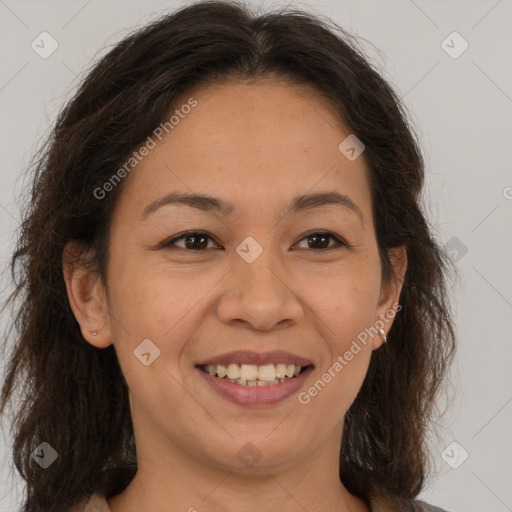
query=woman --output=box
[0,1,456,511]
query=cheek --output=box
[107,254,202,331]
[303,253,380,398]
[308,257,381,337]
[297,342,372,431]
[105,264,202,421]
[328,349,372,418]
[104,259,190,375]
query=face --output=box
[66,80,405,476]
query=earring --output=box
[90,329,98,336]
[378,328,387,343]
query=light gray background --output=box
[1,1,511,511]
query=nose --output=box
[216,248,304,332]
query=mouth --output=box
[195,351,314,406]
[198,362,311,387]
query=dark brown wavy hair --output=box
[0,1,456,510]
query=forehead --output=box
[170,79,348,149]
[113,80,373,225]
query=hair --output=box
[0,1,456,510]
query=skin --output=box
[63,80,406,512]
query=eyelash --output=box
[159,230,350,252]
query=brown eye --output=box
[295,231,348,250]
[161,231,220,251]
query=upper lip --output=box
[196,350,313,367]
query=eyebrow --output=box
[141,190,364,225]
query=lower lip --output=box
[197,366,314,406]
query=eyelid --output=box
[159,230,221,250]
[292,230,350,250]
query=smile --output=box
[200,363,308,386]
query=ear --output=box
[372,245,407,349]
[62,241,112,348]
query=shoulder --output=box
[74,493,450,512]
[411,499,451,512]
[70,493,111,512]
[369,495,452,512]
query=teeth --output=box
[275,363,287,378]
[258,364,275,381]
[227,363,239,380]
[202,362,305,384]
[240,364,258,381]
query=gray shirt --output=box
[412,500,450,512]
[76,493,452,511]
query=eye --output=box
[159,230,349,252]
[294,231,349,250]
[160,231,221,251]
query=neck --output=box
[107,420,370,512]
